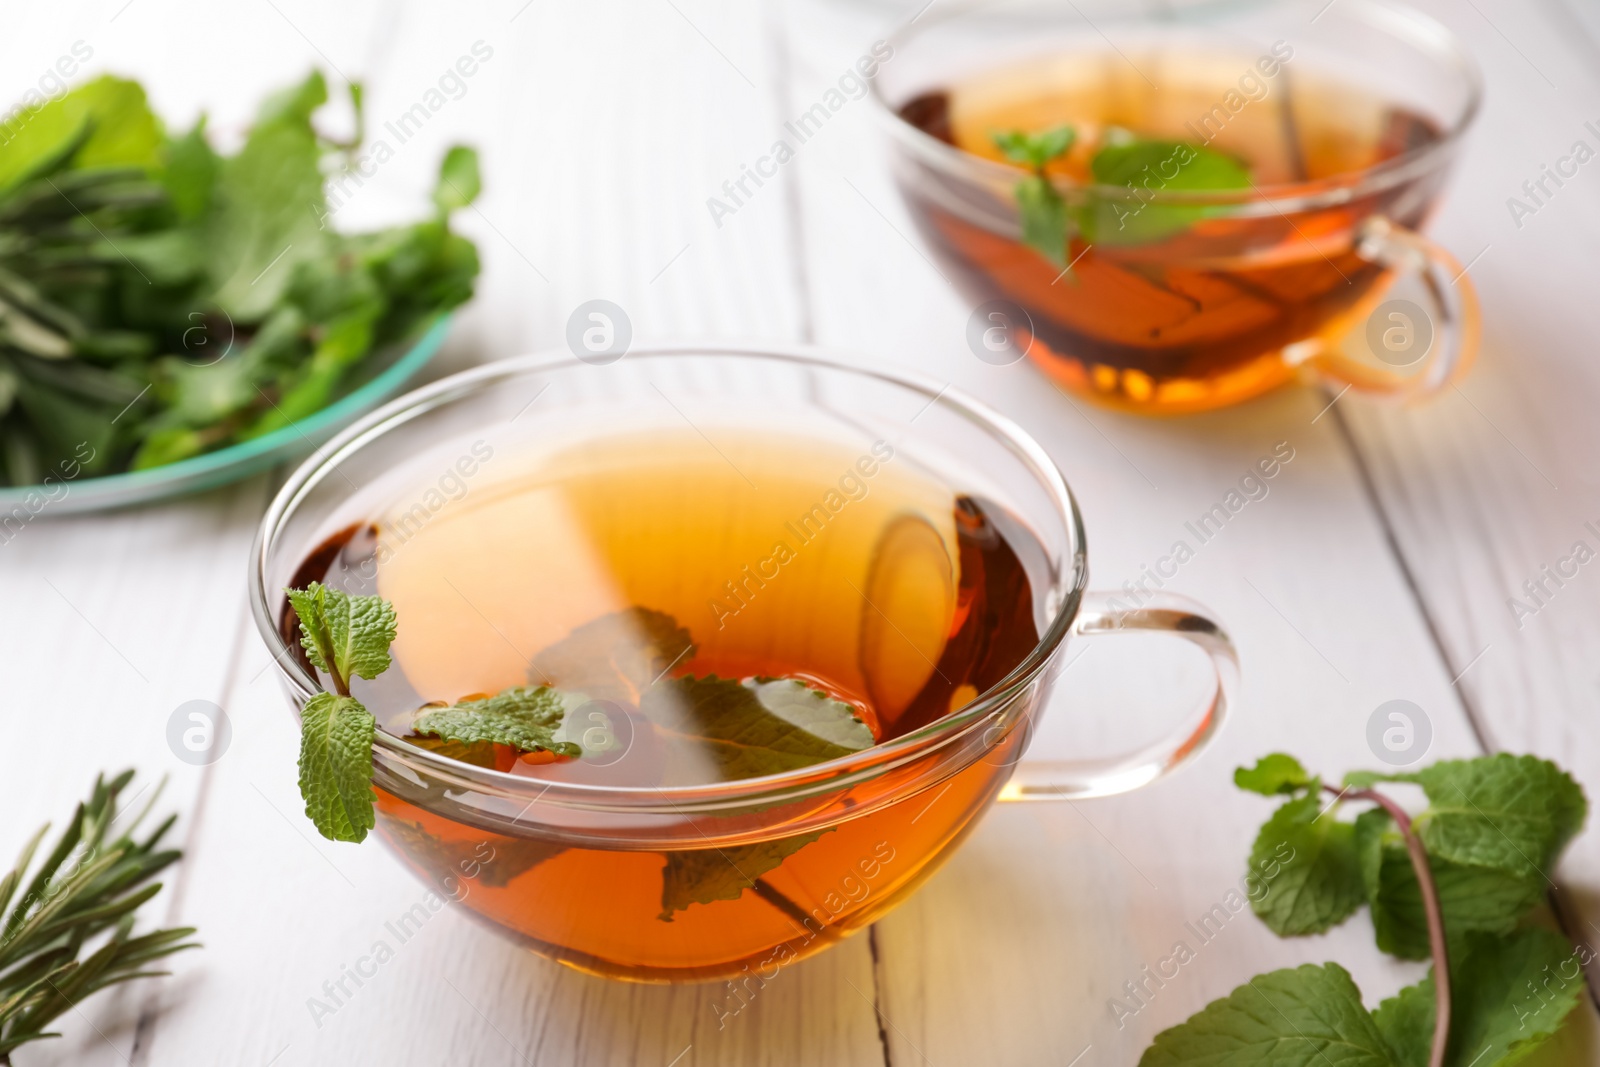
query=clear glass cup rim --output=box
[868,0,1484,211]
[249,342,1090,814]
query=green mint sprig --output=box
[286,581,397,696]
[286,581,397,843]
[287,583,588,842]
[285,594,875,927]
[991,125,1252,268]
[992,126,1077,269]
[1142,752,1588,1067]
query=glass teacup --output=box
[872,0,1482,415]
[250,345,1238,982]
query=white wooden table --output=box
[4,1,1599,1063]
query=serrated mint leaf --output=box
[1236,753,1315,796]
[1248,793,1365,936]
[529,607,695,705]
[475,838,566,888]
[331,588,397,682]
[993,125,1076,170]
[1354,807,1388,898]
[298,692,377,843]
[1091,140,1250,190]
[1371,974,1432,1067]
[1014,176,1073,267]
[992,126,1077,269]
[1344,770,1395,789]
[285,581,397,686]
[1139,963,1395,1067]
[383,819,564,890]
[1083,140,1249,246]
[643,675,873,784]
[659,830,827,921]
[1378,854,1542,962]
[743,678,877,749]
[1408,755,1587,880]
[1445,928,1584,1066]
[287,584,336,676]
[1358,809,1543,960]
[412,685,581,757]
[1373,929,1583,1067]
[404,733,501,769]
[207,76,330,320]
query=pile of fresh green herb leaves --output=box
[992,125,1249,269]
[0,770,196,1064]
[1141,752,1589,1067]
[285,584,873,919]
[0,72,481,484]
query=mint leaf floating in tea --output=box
[1083,138,1249,246]
[404,736,501,770]
[659,831,828,922]
[286,581,399,842]
[642,675,874,783]
[992,125,1077,269]
[0,770,198,1062]
[1139,963,1394,1067]
[411,686,581,757]
[640,675,871,919]
[529,607,695,705]
[384,820,565,891]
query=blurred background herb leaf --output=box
[0,71,482,486]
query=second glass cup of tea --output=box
[251,344,1238,982]
[873,0,1482,414]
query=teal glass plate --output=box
[0,313,453,515]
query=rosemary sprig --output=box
[0,770,198,1064]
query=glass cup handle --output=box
[997,592,1238,801]
[1303,215,1482,402]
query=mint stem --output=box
[1326,783,1449,1067]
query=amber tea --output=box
[895,50,1450,413]
[285,426,1045,980]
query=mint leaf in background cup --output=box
[1081,139,1250,245]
